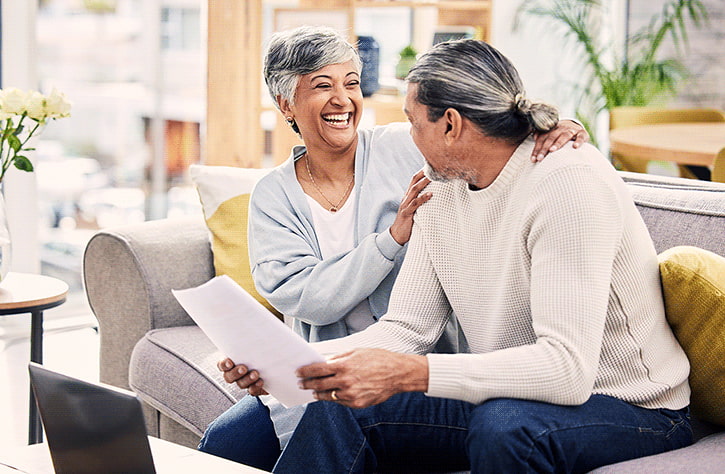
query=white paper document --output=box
[172,275,324,407]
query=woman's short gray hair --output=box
[407,40,558,144]
[264,25,362,110]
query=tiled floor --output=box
[0,290,99,448]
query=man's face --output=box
[404,83,473,183]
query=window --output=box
[33,0,204,297]
[161,7,200,51]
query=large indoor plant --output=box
[514,0,708,144]
[0,87,71,280]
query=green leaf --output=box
[7,134,21,152]
[13,156,34,172]
[2,125,14,140]
[13,124,24,136]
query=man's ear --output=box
[443,108,463,144]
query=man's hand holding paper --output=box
[172,275,325,407]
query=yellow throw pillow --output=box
[190,164,281,318]
[658,245,725,426]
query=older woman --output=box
[198,26,589,470]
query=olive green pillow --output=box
[659,245,725,426]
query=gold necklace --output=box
[305,153,355,213]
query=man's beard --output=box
[423,162,451,182]
[423,161,476,184]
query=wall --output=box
[1,0,40,273]
[489,1,627,120]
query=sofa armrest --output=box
[83,216,214,390]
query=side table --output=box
[0,272,69,445]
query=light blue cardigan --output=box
[248,122,425,342]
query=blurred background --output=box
[11,0,723,301]
[0,0,722,449]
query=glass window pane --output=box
[36,0,204,297]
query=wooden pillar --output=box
[207,0,263,167]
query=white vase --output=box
[0,192,12,281]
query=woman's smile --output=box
[282,60,363,150]
[322,112,353,128]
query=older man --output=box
[268,40,693,473]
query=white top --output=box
[262,189,377,450]
[306,189,377,333]
[316,138,691,411]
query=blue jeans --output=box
[198,395,280,471]
[273,392,692,473]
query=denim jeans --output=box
[273,392,692,474]
[198,395,280,471]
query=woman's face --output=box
[280,60,363,152]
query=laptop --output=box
[28,362,156,474]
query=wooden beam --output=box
[207,0,263,167]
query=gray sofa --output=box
[83,171,725,471]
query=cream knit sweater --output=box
[315,138,690,410]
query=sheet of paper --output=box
[172,275,324,407]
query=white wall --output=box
[490,2,580,116]
[490,0,627,147]
[1,0,40,274]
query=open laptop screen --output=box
[28,362,156,474]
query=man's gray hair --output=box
[407,40,558,144]
[264,25,362,110]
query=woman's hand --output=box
[531,119,589,162]
[390,170,432,245]
[217,357,268,396]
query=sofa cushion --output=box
[622,172,725,257]
[588,432,725,473]
[129,326,246,436]
[658,246,725,427]
[190,164,279,317]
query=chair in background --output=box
[609,106,725,180]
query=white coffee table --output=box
[0,436,268,473]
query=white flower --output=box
[0,87,71,183]
[0,88,28,115]
[25,91,47,122]
[44,89,72,119]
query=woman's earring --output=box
[285,116,300,135]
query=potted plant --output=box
[395,45,419,80]
[514,0,708,144]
